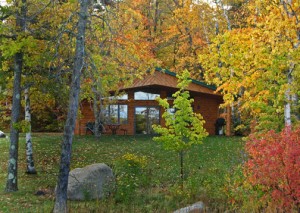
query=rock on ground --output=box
[67,163,115,200]
[173,201,205,213]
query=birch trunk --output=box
[284,70,292,128]
[281,0,296,128]
[24,87,37,174]
[53,0,89,212]
[5,0,27,192]
[219,0,231,31]
[221,1,235,135]
[214,3,234,136]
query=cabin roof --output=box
[118,68,220,96]
[156,68,217,90]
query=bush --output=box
[113,153,148,203]
[245,126,300,211]
[223,165,266,212]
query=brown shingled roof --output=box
[118,69,220,96]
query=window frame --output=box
[134,91,160,100]
[104,104,128,124]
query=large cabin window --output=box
[108,93,128,100]
[135,106,160,134]
[116,93,128,100]
[134,91,160,100]
[103,104,128,124]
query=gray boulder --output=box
[174,201,205,213]
[0,131,6,138]
[67,163,115,200]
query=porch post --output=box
[128,90,135,135]
[225,105,231,136]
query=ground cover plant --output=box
[0,134,244,212]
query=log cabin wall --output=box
[74,69,230,136]
[75,90,163,135]
[75,90,225,136]
[194,94,223,135]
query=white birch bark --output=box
[281,0,297,128]
[24,87,37,174]
[214,0,234,135]
[284,67,293,128]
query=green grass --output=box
[0,134,244,212]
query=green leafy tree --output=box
[4,0,27,192]
[1,0,65,191]
[200,0,300,132]
[80,0,158,138]
[152,70,208,185]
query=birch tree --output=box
[24,87,37,174]
[2,0,58,190]
[280,0,299,128]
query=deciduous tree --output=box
[24,87,37,174]
[200,0,300,132]
[1,0,63,191]
[5,0,27,192]
[53,0,90,211]
[153,70,208,185]
[80,0,158,138]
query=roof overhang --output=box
[117,69,221,96]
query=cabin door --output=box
[135,107,160,134]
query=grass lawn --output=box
[0,134,244,212]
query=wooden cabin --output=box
[74,69,231,136]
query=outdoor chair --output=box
[215,117,226,135]
[120,128,127,135]
[85,122,105,135]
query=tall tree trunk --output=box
[5,0,27,192]
[282,0,294,129]
[179,151,184,189]
[93,92,102,137]
[6,53,22,192]
[53,0,89,212]
[284,68,293,128]
[88,61,103,138]
[153,0,159,33]
[24,87,37,174]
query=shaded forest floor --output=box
[0,134,244,212]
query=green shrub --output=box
[113,153,148,203]
[223,164,266,212]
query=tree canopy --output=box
[0,0,299,212]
